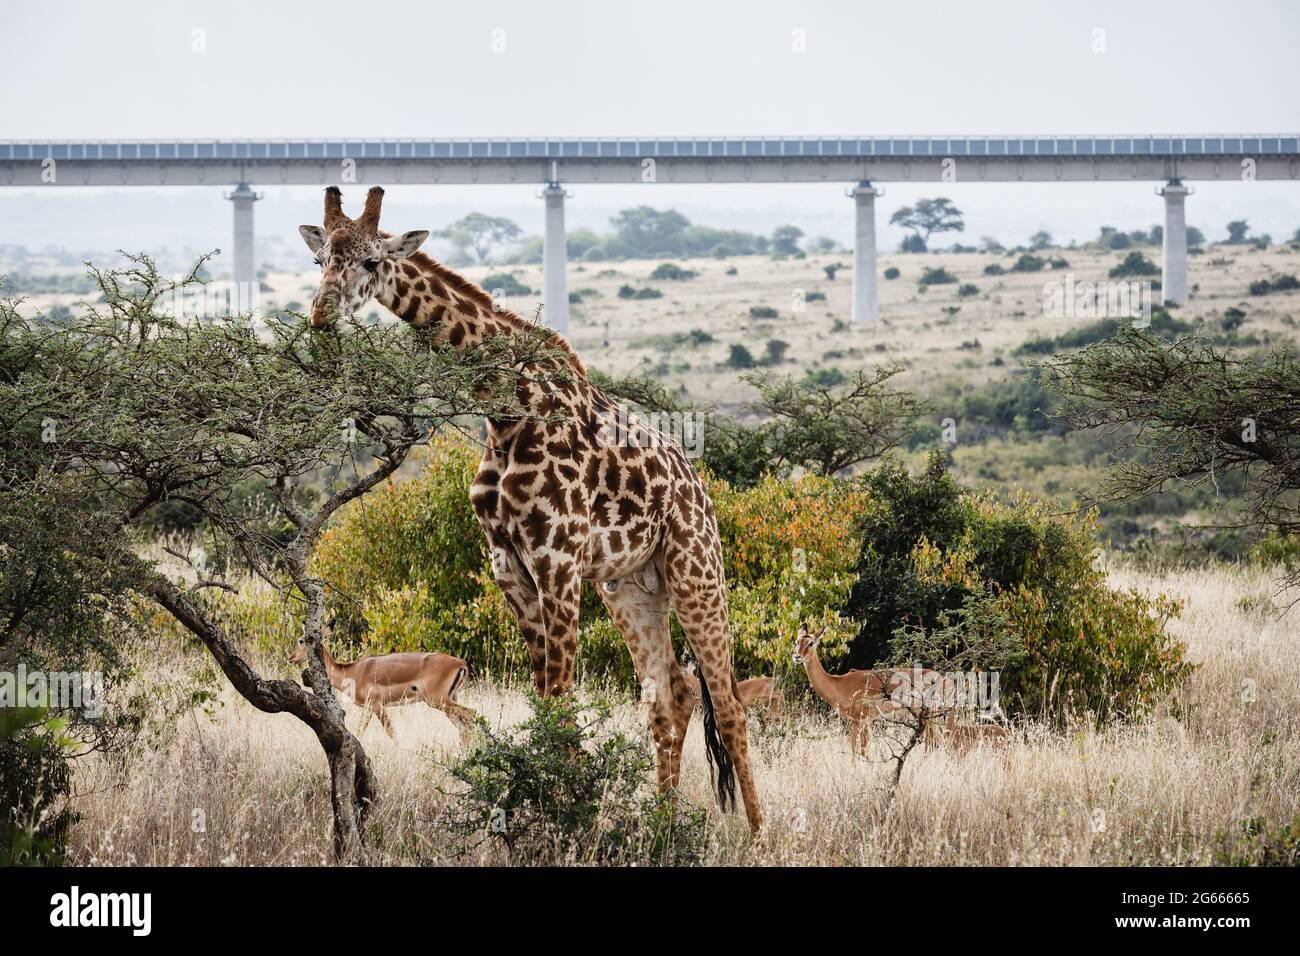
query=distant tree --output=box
[811,236,838,254]
[436,212,523,263]
[1029,230,1053,251]
[724,343,757,369]
[1226,220,1251,244]
[771,225,805,256]
[899,235,928,254]
[979,236,1006,254]
[763,339,790,365]
[890,198,965,252]
[1187,226,1206,249]
[609,207,692,258]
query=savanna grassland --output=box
[68,563,1298,866]
[16,240,1299,868]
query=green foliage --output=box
[983,263,1005,276]
[480,272,532,296]
[707,473,867,683]
[1109,251,1159,278]
[439,694,706,865]
[1013,308,1193,356]
[1216,816,1300,866]
[650,262,697,281]
[919,267,958,286]
[0,709,77,866]
[1010,253,1046,273]
[884,267,901,280]
[958,283,980,298]
[1248,274,1299,296]
[749,305,779,319]
[845,454,1191,722]
[724,343,757,369]
[617,284,663,300]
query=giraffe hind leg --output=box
[599,564,692,792]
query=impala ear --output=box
[812,626,828,645]
[797,623,809,640]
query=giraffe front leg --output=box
[488,547,548,696]
[536,558,582,697]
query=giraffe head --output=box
[298,186,429,328]
[793,623,827,665]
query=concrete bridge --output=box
[4,134,1297,330]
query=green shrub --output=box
[650,263,697,281]
[1249,274,1299,296]
[1216,816,1300,866]
[1,709,76,866]
[846,454,1191,722]
[617,284,663,300]
[958,283,980,298]
[480,273,533,296]
[919,267,958,286]
[1011,253,1046,272]
[707,472,867,684]
[749,306,779,319]
[439,694,706,865]
[983,263,1005,276]
[724,344,757,369]
[884,267,901,280]
[1108,252,1160,278]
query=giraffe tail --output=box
[696,672,736,812]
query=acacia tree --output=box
[889,198,965,252]
[437,212,523,263]
[1040,328,1300,588]
[0,255,566,860]
[745,364,926,476]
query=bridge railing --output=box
[2,135,1297,162]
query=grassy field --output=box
[68,563,1299,866]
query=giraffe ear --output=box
[299,225,327,254]
[383,230,429,259]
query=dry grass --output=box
[68,563,1299,866]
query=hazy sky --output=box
[3,0,1299,260]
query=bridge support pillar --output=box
[542,181,570,335]
[1158,180,1191,306]
[849,181,883,323]
[226,182,261,313]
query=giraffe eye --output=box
[362,259,379,272]
[313,257,323,267]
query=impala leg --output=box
[430,697,480,744]
[373,702,395,738]
[599,569,692,792]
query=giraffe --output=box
[298,186,763,831]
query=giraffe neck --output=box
[375,251,586,376]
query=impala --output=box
[792,624,957,754]
[289,637,478,742]
[941,721,1011,755]
[681,662,785,719]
